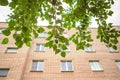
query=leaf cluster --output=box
[1,0,120,57]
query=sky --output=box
[0,0,120,28]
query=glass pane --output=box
[36,44,40,51]
[85,46,94,51]
[0,69,9,76]
[90,61,102,71]
[37,61,44,71]
[109,47,116,52]
[38,32,46,38]
[7,48,17,53]
[31,61,37,71]
[40,44,45,51]
[90,62,96,70]
[61,62,66,71]
[67,62,72,71]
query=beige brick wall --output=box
[0,22,120,80]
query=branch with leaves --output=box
[1,0,120,57]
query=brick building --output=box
[0,22,120,80]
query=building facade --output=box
[0,22,120,80]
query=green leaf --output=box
[8,20,15,30]
[2,38,9,44]
[45,41,53,48]
[62,45,67,50]
[37,27,44,33]
[0,0,8,6]
[59,36,68,43]
[113,45,117,50]
[26,41,31,47]
[55,49,61,54]
[15,41,23,48]
[108,11,113,16]
[53,44,57,50]
[61,51,66,57]
[2,29,11,36]
[33,30,38,38]
[46,35,53,40]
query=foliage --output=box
[1,0,120,57]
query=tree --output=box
[0,0,120,57]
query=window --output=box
[108,47,118,53]
[31,60,44,71]
[63,33,67,38]
[36,44,45,51]
[6,48,18,53]
[84,45,95,52]
[0,29,3,34]
[0,69,9,77]
[61,61,73,71]
[89,61,103,71]
[38,32,47,38]
[115,61,120,69]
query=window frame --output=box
[35,44,45,52]
[31,60,44,72]
[84,45,95,53]
[108,47,119,53]
[38,32,47,38]
[0,68,9,77]
[0,28,4,34]
[89,60,103,72]
[115,60,120,70]
[0,29,2,34]
[61,61,73,72]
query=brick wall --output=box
[0,22,120,80]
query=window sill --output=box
[92,70,104,72]
[61,70,74,72]
[85,51,96,53]
[0,76,7,77]
[38,37,46,38]
[30,70,43,72]
[34,50,45,52]
[109,51,119,53]
[5,52,17,54]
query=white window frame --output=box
[31,60,44,71]
[61,61,73,72]
[6,48,18,53]
[0,69,9,77]
[0,28,3,34]
[84,45,95,52]
[115,61,120,69]
[89,61,103,71]
[38,32,47,38]
[36,44,45,51]
[108,47,118,53]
